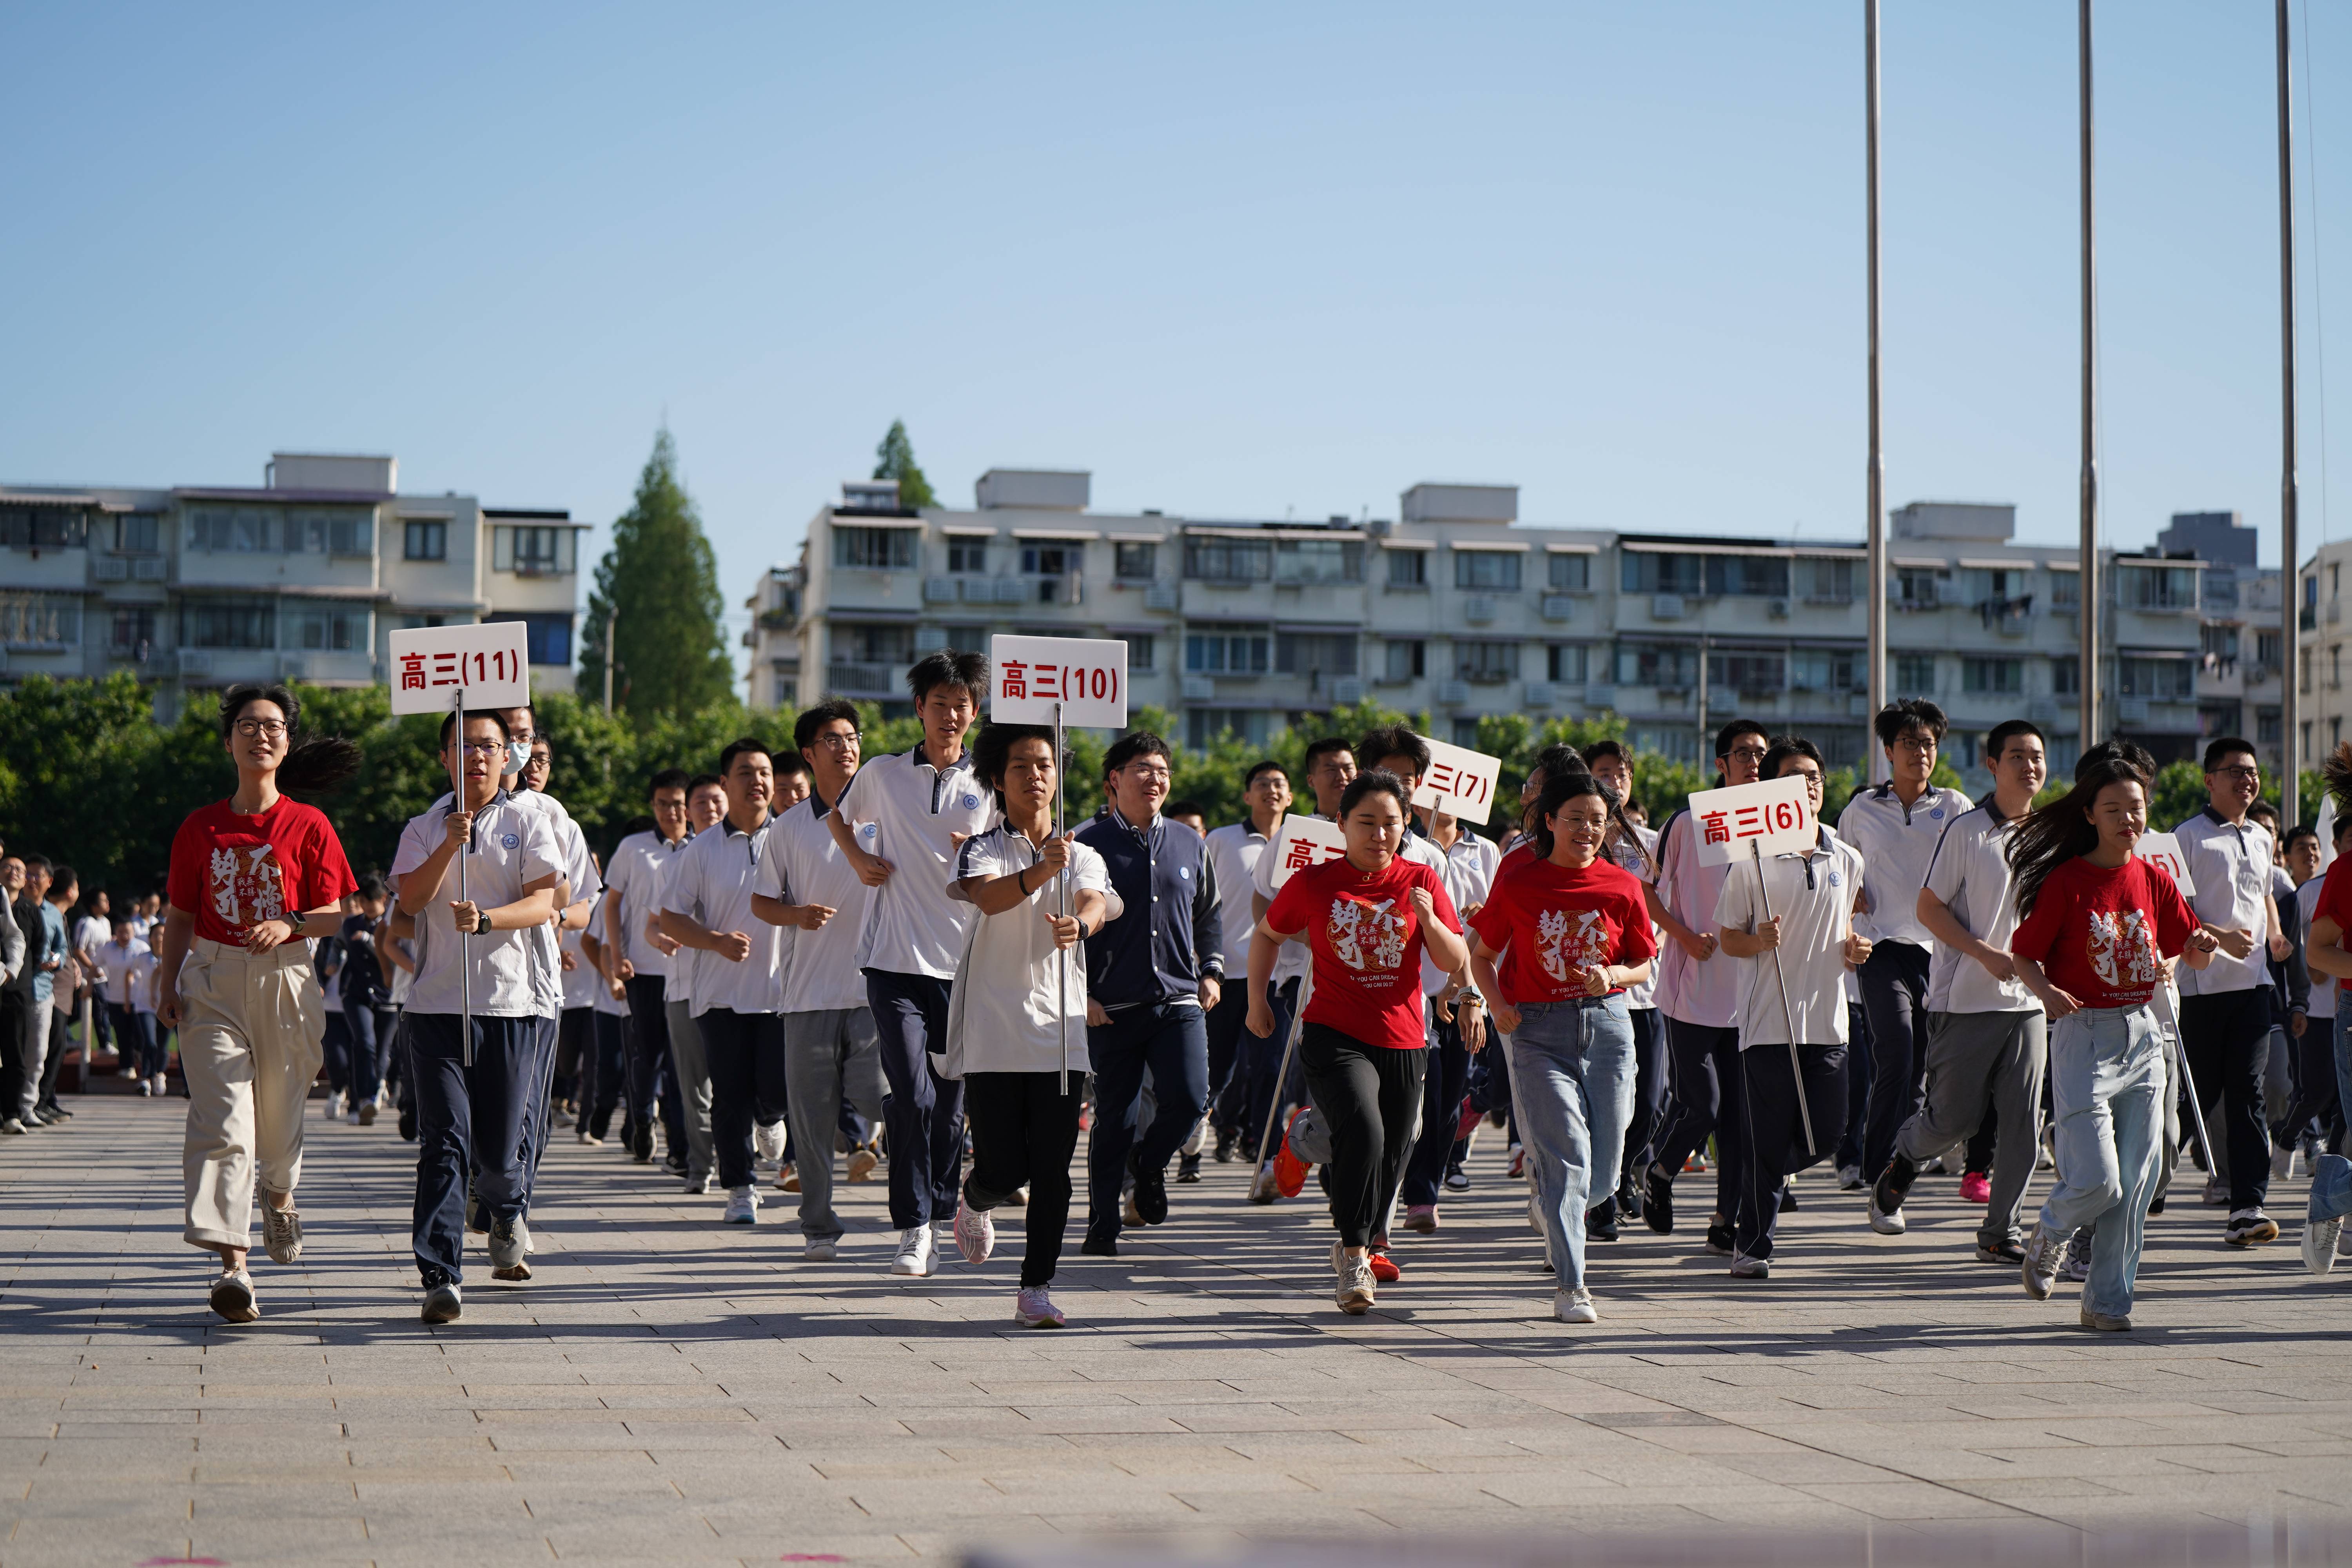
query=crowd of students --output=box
[81,654,2352,1330]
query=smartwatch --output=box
[475,911,494,936]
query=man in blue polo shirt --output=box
[1076,730,1223,1256]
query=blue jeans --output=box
[1507,996,1636,1289]
[343,997,384,1104]
[2310,1152,2352,1221]
[2335,1014,2352,1149]
[2039,1005,2165,1320]
[1087,1001,1209,1239]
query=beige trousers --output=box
[179,937,324,1250]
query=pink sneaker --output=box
[1958,1172,1992,1205]
[953,1197,994,1264]
[1403,1204,1439,1234]
[1014,1285,1065,1328]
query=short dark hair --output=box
[1763,737,1823,777]
[648,767,690,798]
[717,738,772,778]
[2202,736,2258,773]
[1873,699,1948,750]
[1302,736,1355,775]
[771,749,808,780]
[2283,824,2319,857]
[910,648,987,707]
[1714,718,1769,759]
[1103,731,1173,775]
[1164,800,1205,822]
[1355,724,1429,780]
[20,854,48,875]
[1580,739,1630,768]
[2247,800,2280,824]
[218,682,301,739]
[795,697,860,753]
[686,771,724,797]
[1985,719,2045,762]
[1529,742,1586,789]
[1339,768,1413,821]
[357,871,389,902]
[1245,759,1289,789]
[971,723,1061,805]
[440,708,510,750]
[47,865,76,898]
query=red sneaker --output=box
[1273,1111,1310,1198]
[1453,1097,1484,1143]
[1367,1249,1400,1283]
[1958,1172,1992,1204]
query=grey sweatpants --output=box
[783,1006,887,1241]
[665,998,715,1181]
[1894,1009,2047,1247]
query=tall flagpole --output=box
[1865,0,1888,779]
[2278,0,2302,821]
[2078,0,2102,751]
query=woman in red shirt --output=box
[2007,754,2216,1330]
[1249,769,1467,1315]
[1468,771,1656,1325]
[154,684,358,1324]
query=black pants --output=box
[407,1012,537,1287]
[38,1001,67,1111]
[1086,1001,1209,1241]
[1617,1006,1664,1202]
[554,1006,592,1112]
[2275,1016,2343,1151]
[622,975,673,1158]
[1858,940,1931,1180]
[1734,1040,1847,1261]
[590,1011,627,1138]
[2181,987,2273,1210]
[964,1069,1086,1287]
[1650,1018,1742,1221]
[866,969,965,1229]
[698,1007,788,1192]
[1401,1011,1470,1208]
[1204,985,1252,1133]
[0,989,27,1115]
[1300,1022,1428,1249]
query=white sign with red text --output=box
[1409,735,1501,826]
[2134,830,2199,898]
[1687,774,1818,868]
[387,621,532,715]
[1267,813,1349,889]
[988,635,1129,728]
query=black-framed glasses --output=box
[1725,746,1769,764]
[812,731,862,750]
[2211,765,2261,782]
[233,719,289,739]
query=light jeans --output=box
[2038,1004,2165,1320]
[18,996,51,1120]
[2312,1152,2352,1223]
[1506,995,1636,1290]
[2336,1014,2352,1146]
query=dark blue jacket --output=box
[1076,810,1223,1010]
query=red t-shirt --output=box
[2008,854,2196,1010]
[1495,840,1537,882]
[167,797,358,947]
[2311,857,2352,949]
[1469,855,1659,1005]
[1265,853,1462,1052]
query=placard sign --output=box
[2134,831,2198,897]
[988,635,1129,727]
[1409,735,1501,826]
[1687,774,1818,868]
[387,621,532,715]
[1267,813,1348,889]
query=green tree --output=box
[872,419,938,510]
[580,428,735,719]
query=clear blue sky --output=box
[4,3,2347,660]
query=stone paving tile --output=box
[9,1098,2352,1563]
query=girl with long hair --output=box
[153,684,360,1323]
[2005,755,2217,1330]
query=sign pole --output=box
[454,687,474,1069]
[1055,698,1069,1078]
[1751,839,1816,1156]
[1253,974,1312,1178]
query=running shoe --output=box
[1080,1230,1119,1258]
[1176,1152,1202,1184]
[489,1218,532,1281]
[1555,1287,1599,1323]
[1975,1236,2025,1265]
[1003,1186,1027,1207]
[1249,1161,1281,1203]
[2225,1208,2280,1247]
[1728,1254,1770,1280]
[721,1186,759,1225]
[2060,1228,2092,1284]
[1453,1097,1485,1143]
[1402,1204,1438,1234]
[1332,1242,1375,1315]
[420,1283,462,1323]
[153,1074,171,1098]
[137,1078,153,1098]
[1836,1163,1864,1191]
[891,1225,935,1276]
[1273,1117,1310,1198]
[1214,1127,1239,1164]
[954,1197,994,1265]
[2079,1307,2132,1332]
[1132,1156,1170,1225]
[846,1145,880,1183]
[1870,1154,1915,1236]
[1703,1221,1733,1256]
[1014,1285,1066,1328]
[2020,1221,2062,1300]
[324,1090,345,1121]
[1643,1163,1674,1234]
[1367,1250,1400,1284]
[1507,1144,1526,1179]
[2302,1206,2342,1276]
[778,1167,802,1194]
[1958,1172,1992,1205]
[1442,1168,1471,1193]
[358,1098,379,1125]
[2272,1145,2298,1181]
[1181,1118,1208,1158]
[209,1269,259,1323]
[804,1236,839,1263]
[684,1171,712,1196]
[1779,1188,1798,1214]
[753,1120,786,1164]
[1586,1204,1618,1243]
[261,1201,303,1265]
[2202,1174,2230,1208]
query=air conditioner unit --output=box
[1436,679,1470,706]
[1332,678,1364,704]
[1651,593,1686,620]
[2029,697,2059,722]
[178,649,213,677]
[1463,596,1496,624]
[1540,595,1574,622]
[1523,681,1557,708]
[279,654,313,681]
[1767,598,1791,619]
[93,557,128,582]
[1144,582,1180,612]
[922,576,958,604]
[994,577,1028,604]
[132,558,167,581]
[2119,697,2150,725]
[1181,675,1216,702]
[1583,684,1617,711]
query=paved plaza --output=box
[2,1095,2350,1566]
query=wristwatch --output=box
[474,911,494,936]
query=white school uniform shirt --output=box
[1606,822,1664,1011]
[123,946,159,1014]
[1835,780,1974,947]
[586,898,628,1018]
[604,829,691,981]
[1205,819,1276,976]
[559,916,599,1011]
[662,812,786,1018]
[2173,806,2276,997]
[1921,795,2037,1015]
[1651,807,1740,1029]
[390,791,563,1018]
[939,824,1112,1078]
[836,744,996,981]
[1713,827,1866,1049]
[1420,827,1499,997]
[95,938,148,1007]
[757,791,875,1015]
[430,785,599,1015]
[2299,878,2335,1020]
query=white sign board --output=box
[988,635,1129,728]
[1266,814,1348,889]
[2134,830,2198,897]
[1408,734,1502,826]
[387,622,532,715]
[1687,774,1818,868]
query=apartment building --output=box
[745,472,2209,791]
[2298,536,2352,769]
[0,452,585,719]
[2152,511,2288,776]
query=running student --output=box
[1871,719,2049,1264]
[1583,738,1664,1227]
[1249,768,1468,1315]
[154,684,359,1324]
[2008,755,2218,1330]
[1202,761,1290,1168]
[944,725,1114,1328]
[601,768,694,1166]
[98,916,164,1095]
[1468,769,1655,1322]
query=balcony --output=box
[1144,581,1180,612]
[1540,595,1575,622]
[1181,675,1216,702]
[1524,681,1557,708]
[1330,677,1365,704]
[1583,684,1617,710]
[923,577,958,604]
[1977,595,2035,635]
[1463,596,1496,624]
[177,649,213,678]
[826,661,903,695]
[1651,593,1687,620]
[964,577,1029,605]
[1435,679,1470,706]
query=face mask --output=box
[506,739,532,777]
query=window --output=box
[1452,718,1482,748]
[837,623,916,666]
[1801,557,1855,601]
[1615,642,1698,688]
[1455,641,1520,684]
[1113,542,1156,579]
[1187,708,1271,750]
[2120,565,2197,611]
[1962,656,2024,695]
[1707,650,1784,693]
[111,606,156,653]
[1020,544,1073,576]
[1185,538,1270,582]
[1275,539,1362,584]
[1125,634,1156,672]
[1547,644,1588,683]
[0,593,80,646]
[2257,630,2283,669]
[1387,548,1427,588]
[1454,550,1522,591]
[275,509,376,556]
[181,596,274,649]
[488,612,572,666]
[1790,647,1858,691]
[2052,655,2080,695]
[835,526,916,570]
[495,525,572,576]
[1893,653,1937,695]
[948,537,988,573]
[189,508,276,553]
[1620,551,1704,595]
[0,507,90,550]
[1385,640,1425,682]
[399,614,447,631]
[404,519,448,561]
[1276,632,1357,677]
[2051,570,2080,609]
[1895,567,1942,608]
[282,600,369,653]
[2201,624,2240,660]
[2259,706,2283,745]
[115,513,161,554]
[1186,630,1269,674]
[1704,556,1789,597]
[2120,657,2194,701]
[1547,553,1590,591]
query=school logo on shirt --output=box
[1327,894,1408,973]
[860,823,879,840]
[1537,908,1610,981]
[1930,808,1945,821]
[205,844,287,934]
[962,793,980,810]
[2085,909,2158,989]
[501,833,519,849]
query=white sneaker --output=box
[151,1074,168,1096]
[138,1078,153,1098]
[1836,1164,1863,1191]
[1332,1242,1375,1314]
[2272,1145,2298,1181]
[722,1185,759,1225]
[891,1224,935,1277]
[804,1235,840,1263]
[1181,1116,1208,1158]
[324,1090,345,1121]
[2303,1214,2342,1276]
[346,1109,361,1126]
[753,1120,786,1164]
[1555,1286,1598,1324]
